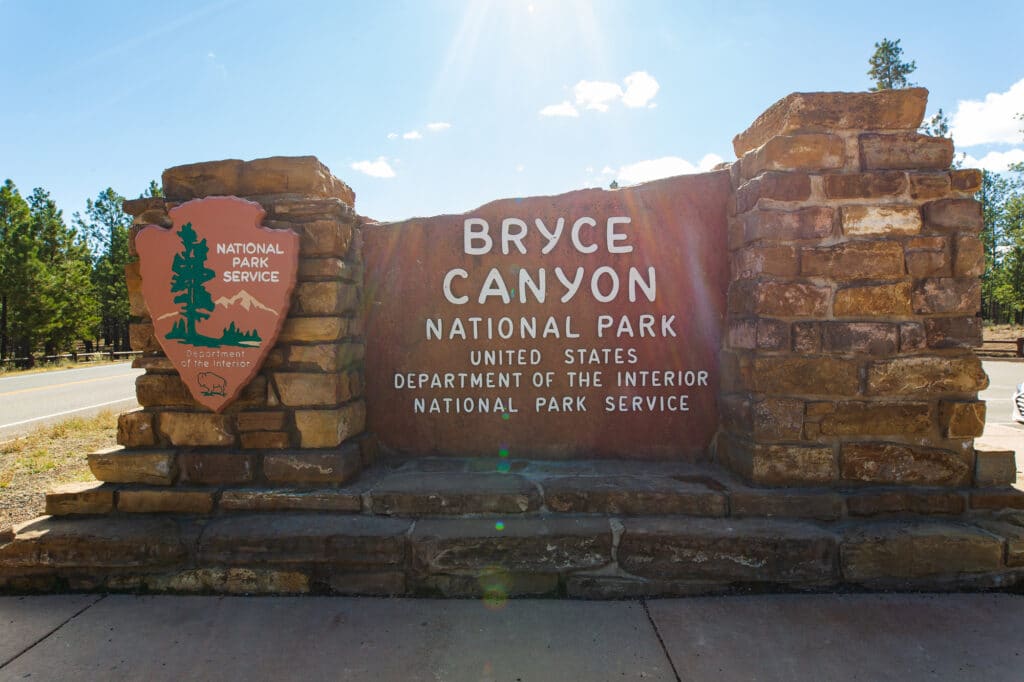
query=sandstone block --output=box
[178,452,256,485]
[619,517,838,584]
[163,156,354,205]
[88,447,176,485]
[542,475,727,516]
[908,172,950,199]
[730,245,799,279]
[821,322,899,355]
[912,278,981,314]
[743,207,835,243]
[294,401,366,448]
[899,322,927,351]
[971,518,1024,567]
[729,490,844,521]
[160,567,311,595]
[240,431,291,449]
[132,356,175,371]
[834,281,912,316]
[950,169,983,193]
[298,257,361,282]
[219,488,362,512]
[117,410,157,447]
[45,481,115,516]
[732,88,928,156]
[841,443,971,486]
[263,446,362,485]
[157,412,235,447]
[734,172,812,213]
[939,401,986,438]
[923,317,982,349]
[974,448,1018,487]
[729,280,830,317]
[198,514,409,566]
[860,133,954,170]
[953,235,985,277]
[845,491,965,516]
[294,281,357,315]
[369,472,542,515]
[823,171,906,199]
[969,490,1024,510]
[278,316,349,343]
[751,397,804,440]
[136,373,195,407]
[820,401,931,436]
[905,250,951,278]
[328,572,407,596]
[743,133,846,179]
[123,197,167,218]
[923,198,983,233]
[866,355,988,395]
[411,517,612,574]
[236,411,287,432]
[287,342,364,372]
[720,437,837,486]
[264,197,355,222]
[801,241,904,279]
[295,220,354,258]
[118,489,215,514]
[749,356,860,395]
[129,322,160,353]
[2,516,187,568]
[415,572,557,599]
[125,261,147,317]
[791,321,821,353]
[840,205,921,236]
[841,521,1003,583]
[274,371,348,406]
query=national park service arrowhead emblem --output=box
[136,196,299,412]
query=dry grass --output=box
[983,323,1024,342]
[0,410,117,529]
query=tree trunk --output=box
[0,294,7,360]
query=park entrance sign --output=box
[364,173,731,459]
[136,197,299,412]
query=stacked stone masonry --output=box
[120,156,367,460]
[719,88,997,489]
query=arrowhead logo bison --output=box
[136,197,299,412]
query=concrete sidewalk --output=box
[1,594,1022,681]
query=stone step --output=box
[43,471,1024,520]
[3,511,1023,596]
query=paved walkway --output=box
[1,593,1022,681]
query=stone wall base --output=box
[3,457,1023,597]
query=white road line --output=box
[0,397,138,430]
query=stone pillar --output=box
[110,156,370,487]
[719,89,996,488]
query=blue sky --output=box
[2,0,1023,223]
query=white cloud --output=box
[615,153,724,185]
[601,166,615,175]
[574,79,624,112]
[543,72,660,118]
[515,164,525,172]
[387,132,398,139]
[621,71,659,108]
[951,78,1024,147]
[539,101,579,117]
[426,122,451,132]
[962,148,1024,172]
[350,157,396,178]
[402,130,422,140]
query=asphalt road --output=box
[0,363,142,441]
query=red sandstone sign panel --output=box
[136,197,299,412]
[364,173,730,459]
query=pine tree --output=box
[74,188,132,351]
[168,222,215,342]
[867,38,916,91]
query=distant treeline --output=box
[0,180,160,366]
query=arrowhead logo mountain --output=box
[136,196,299,412]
